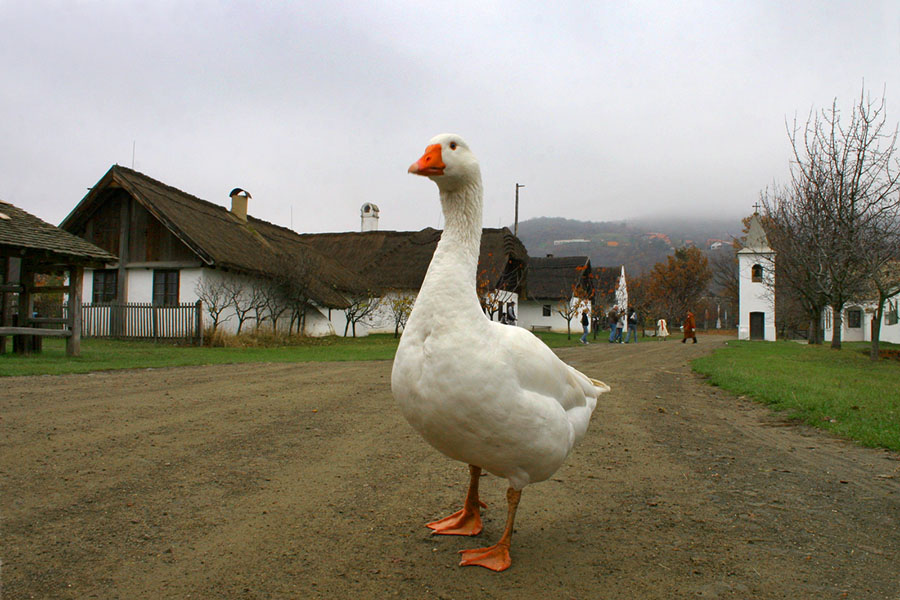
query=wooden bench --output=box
[530,325,552,333]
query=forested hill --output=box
[513,215,744,275]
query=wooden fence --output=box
[81,301,203,344]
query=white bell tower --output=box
[361,202,380,232]
[738,212,776,341]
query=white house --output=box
[737,213,776,341]
[61,166,370,338]
[517,256,595,333]
[61,166,530,340]
[297,227,528,336]
[822,297,900,345]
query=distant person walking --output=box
[625,307,638,343]
[682,311,697,344]
[615,312,625,343]
[580,310,590,345]
[656,318,669,341]
[608,309,618,343]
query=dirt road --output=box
[2,336,898,599]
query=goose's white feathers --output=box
[391,133,609,491]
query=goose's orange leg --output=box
[427,464,487,536]
[458,486,522,572]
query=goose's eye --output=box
[449,141,457,150]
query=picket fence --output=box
[81,301,203,344]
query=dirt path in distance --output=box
[2,335,898,599]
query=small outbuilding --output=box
[0,200,116,355]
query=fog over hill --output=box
[512,215,746,275]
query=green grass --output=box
[693,340,900,451]
[0,331,578,378]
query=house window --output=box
[847,308,862,329]
[824,309,832,330]
[92,270,118,303]
[887,300,899,326]
[153,270,179,306]
[542,304,551,317]
[751,264,763,282]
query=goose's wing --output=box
[491,321,610,414]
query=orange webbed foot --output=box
[458,542,512,571]
[426,500,487,536]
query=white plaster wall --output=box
[882,306,900,344]
[822,297,900,345]
[361,289,418,335]
[737,253,776,341]
[82,268,94,304]
[518,297,589,333]
[126,268,154,304]
[178,268,204,304]
[303,307,337,337]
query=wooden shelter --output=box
[0,200,116,355]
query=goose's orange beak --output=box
[408,144,445,176]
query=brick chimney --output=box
[229,188,251,222]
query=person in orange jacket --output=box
[682,311,697,344]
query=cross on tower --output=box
[752,201,762,214]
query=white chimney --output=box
[361,202,380,232]
[229,188,251,222]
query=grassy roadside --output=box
[692,340,900,452]
[0,331,579,377]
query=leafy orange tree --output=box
[645,246,712,326]
[477,252,522,322]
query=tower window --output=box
[751,264,763,282]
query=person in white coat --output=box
[656,318,669,341]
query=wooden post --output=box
[195,300,203,346]
[67,266,83,357]
[0,257,8,354]
[16,268,35,354]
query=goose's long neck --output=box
[415,178,485,319]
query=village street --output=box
[2,336,899,599]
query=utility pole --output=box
[514,183,525,236]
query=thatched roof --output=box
[0,200,116,268]
[592,266,623,305]
[60,166,367,308]
[298,227,528,292]
[525,255,593,300]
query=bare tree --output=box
[858,216,900,359]
[762,187,831,344]
[255,276,291,332]
[194,276,232,334]
[271,253,316,335]
[221,276,256,334]
[556,274,593,340]
[343,291,382,337]
[709,244,740,314]
[766,85,900,348]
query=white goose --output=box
[391,133,610,572]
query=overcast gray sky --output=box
[2,1,898,234]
